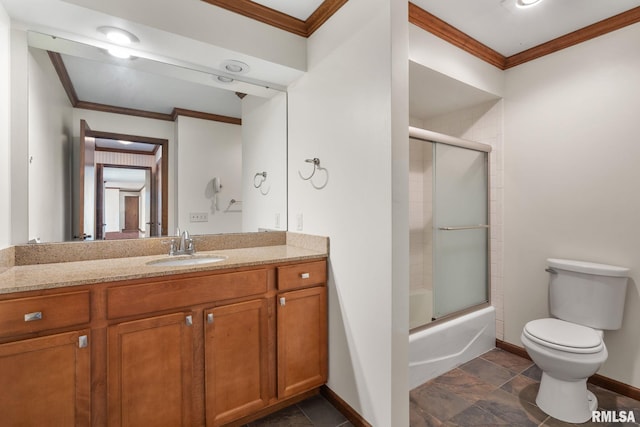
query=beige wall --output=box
[504,23,640,387]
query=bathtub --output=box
[408,306,496,390]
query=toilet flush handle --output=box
[545,267,557,274]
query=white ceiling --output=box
[251,0,325,21]
[410,0,640,57]
[6,0,640,120]
[103,167,147,191]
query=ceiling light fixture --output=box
[118,140,133,145]
[107,47,132,59]
[98,26,140,45]
[221,59,250,74]
[516,0,543,8]
[98,26,139,59]
[217,76,234,83]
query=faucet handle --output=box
[161,238,178,255]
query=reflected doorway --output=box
[76,120,168,240]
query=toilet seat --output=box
[523,318,604,354]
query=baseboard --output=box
[495,339,531,360]
[320,385,372,427]
[496,339,640,401]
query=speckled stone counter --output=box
[0,232,328,294]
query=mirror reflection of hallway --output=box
[75,120,168,241]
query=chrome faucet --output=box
[168,228,195,255]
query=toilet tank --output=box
[548,258,630,330]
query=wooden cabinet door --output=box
[0,330,91,426]
[108,312,194,427]
[204,299,269,427]
[277,286,327,398]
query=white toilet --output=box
[521,258,629,424]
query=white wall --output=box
[409,24,504,99]
[104,188,120,232]
[28,47,74,242]
[9,28,28,244]
[175,116,242,235]
[241,92,287,232]
[0,3,10,248]
[504,23,640,388]
[288,0,408,425]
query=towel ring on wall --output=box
[253,172,267,188]
[298,157,328,189]
[253,171,270,195]
[298,158,320,180]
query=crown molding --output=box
[201,0,348,37]
[409,2,640,70]
[47,52,240,125]
[408,3,505,69]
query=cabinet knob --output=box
[78,335,88,349]
[24,311,43,322]
[300,273,310,279]
[279,297,286,307]
[185,315,193,326]
[207,313,214,324]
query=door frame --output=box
[84,128,169,237]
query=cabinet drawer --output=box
[107,269,268,319]
[0,291,91,338]
[277,260,327,291]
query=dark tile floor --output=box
[245,394,354,427]
[411,348,640,426]
[247,348,640,426]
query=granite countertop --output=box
[0,233,329,295]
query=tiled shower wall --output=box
[411,99,505,340]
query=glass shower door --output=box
[432,143,488,320]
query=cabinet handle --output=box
[300,273,310,279]
[78,335,88,349]
[279,297,286,307]
[207,313,214,324]
[24,311,43,322]
[185,315,193,326]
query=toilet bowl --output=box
[520,259,629,424]
[521,318,607,423]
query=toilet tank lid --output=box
[547,258,629,277]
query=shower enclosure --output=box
[409,127,491,330]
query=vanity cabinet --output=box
[276,261,328,398]
[204,299,269,426]
[0,256,327,427]
[107,312,194,427]
[0,291,92,427]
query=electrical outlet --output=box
[189,212,208,222]
[296,213,303,231]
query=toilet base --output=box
[536,372,597,423]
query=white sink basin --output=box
[147,255,227,267]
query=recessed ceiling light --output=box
[217,76,234,83]
[221,60,250,74]
[107,47,133,59]
[98,26,140,45]
[516,0,543,8]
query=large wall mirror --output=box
[26,32,287,243]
